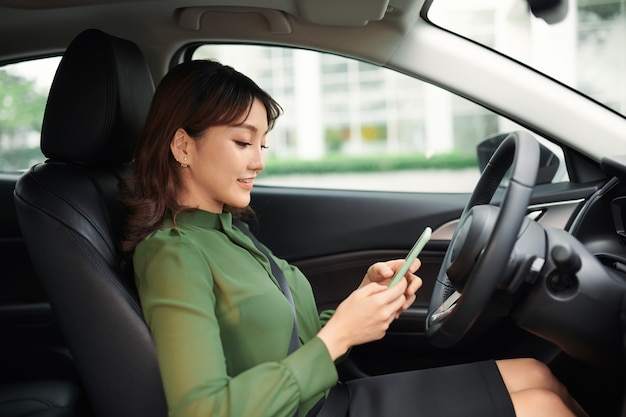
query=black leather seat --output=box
[14,29,168,417]
[0,380,79,417]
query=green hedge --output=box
[0,149,478,175]
[262,151,477,176]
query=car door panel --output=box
[249,187,469,376]
[248,183,600,377]
[250,187,469,260]
[249,187,461,338]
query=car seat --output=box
[13,28,167,417]
[0,379,79,417]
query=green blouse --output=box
[133,209,339,417]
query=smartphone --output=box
[388,227,432,288]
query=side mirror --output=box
[477,133,561,185]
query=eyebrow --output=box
[233,123,268,135]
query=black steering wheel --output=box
[426,131,541,348]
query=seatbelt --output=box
[234,219,349,417]
[233,219,300,354]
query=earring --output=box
[180,157,189,168]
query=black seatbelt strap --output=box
[235,220,350,417]
[233,219,300,354]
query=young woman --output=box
[121,60,587,417]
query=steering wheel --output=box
[426,131,540,348]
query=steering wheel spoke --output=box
[430,290,462,323]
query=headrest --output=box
[41,29,154,166]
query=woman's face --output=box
[171,98,268,213]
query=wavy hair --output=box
[120,60,282,258]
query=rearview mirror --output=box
[477,133,560,185]
[527,0,569,24]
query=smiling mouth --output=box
[238,178,254,188]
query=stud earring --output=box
[180,157,189,168]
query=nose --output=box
[251,146,265,173]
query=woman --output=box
[121,60,586,417]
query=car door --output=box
[250,186,465,376]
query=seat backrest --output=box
[13,29,167,417]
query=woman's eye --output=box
[235,140,268,150]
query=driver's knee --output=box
[510,388,575,417]
[498,358,566,395]
[520,358,564,392]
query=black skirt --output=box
[310,360,515,417]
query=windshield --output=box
[427,0,626,118]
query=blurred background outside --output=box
[1,0,624,192]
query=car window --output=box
[0,56,60,172]
[192,44,567,192]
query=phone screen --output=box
[388,227,432,288]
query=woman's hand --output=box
[317,259,423,361]
[361,259,423,316]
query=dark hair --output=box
[120,59,282,257]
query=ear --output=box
[170,128,191,163]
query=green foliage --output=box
[0,70,47,135]
[262,151,477,176]
[0,69,48,171]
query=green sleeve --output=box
[319,309,335,327]
[134,233,338,417]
